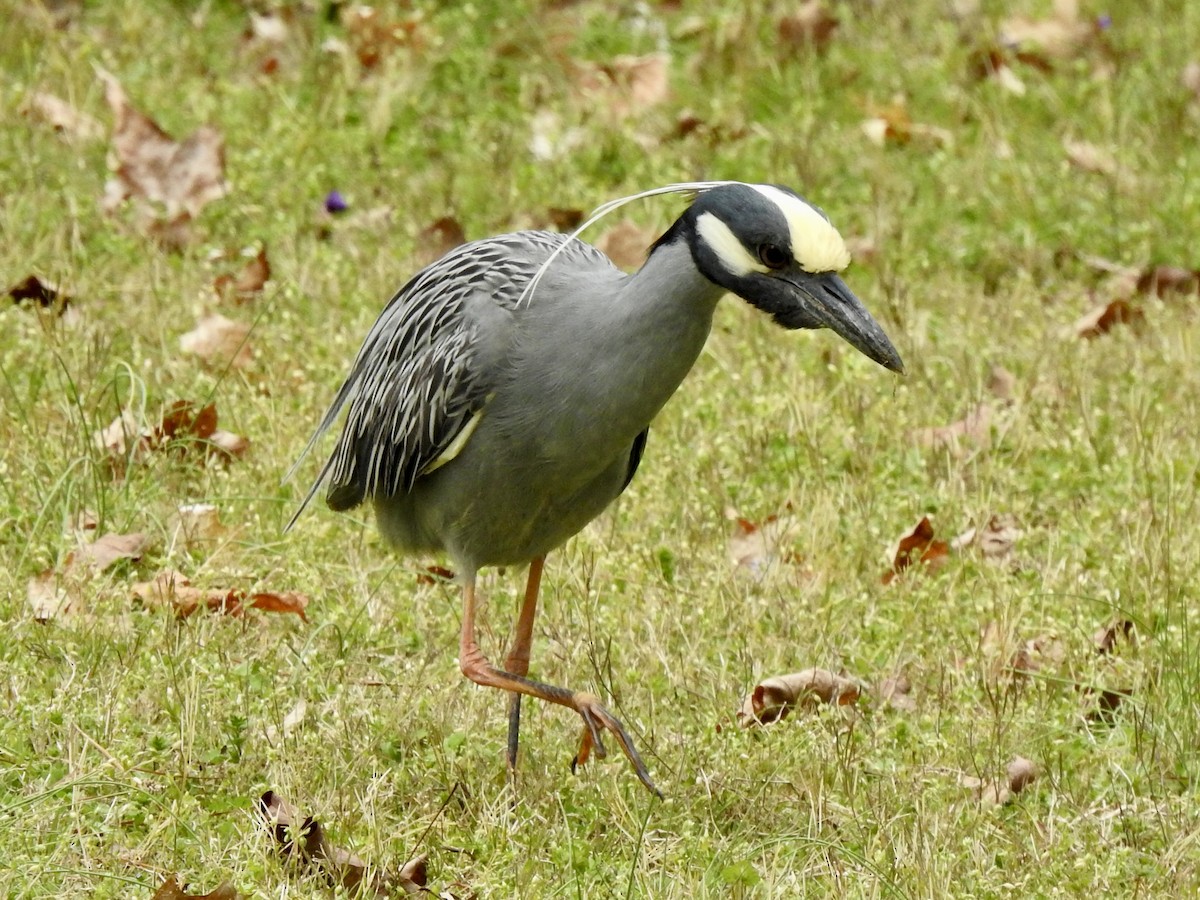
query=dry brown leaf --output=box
[1135,265,1200,299]
[777,0,838,52]
[966,48,1027,95]
[911,403,991,455]
[1007,756,1037,794]
[98,69,228,229]
[22,90,104,141]
[725,507,799,577]
[1064,139,1129,181]
[7,274,74,319]
[862,99,953,149]
[878,672,916,712]
[152,875,239,900]
[27,531,149,621]
[340,4,426,69]
[94,400,248,468]
[180,313,253,368]
[173,503,227,549]
[1183,61,1200,100]
[572,53,669,119]
[133,571,308,621]
[737,668,861,727]
[415,216,467,268]
[882,516,951,584]
[1084,686,1133,723]
[986,364,1017,402]
[78,531,148,571]
[1001,0,1095,61]
[214,245,271,302]
[1093,618,1136,655]
[546,207,584,231]
[1071,297,1143,339]
[257,791,426,895]
[595,220,657,271]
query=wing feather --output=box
[285,232,607,529]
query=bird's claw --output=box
[569,693,663,798]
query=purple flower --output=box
[324,190,348,214]
[1097,13,1112,29]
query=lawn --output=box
[3,0,1200,896]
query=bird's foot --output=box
[569,692,662,798]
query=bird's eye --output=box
[757,244,789,269]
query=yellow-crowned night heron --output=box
[287,182,903,796]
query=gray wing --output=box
[284,231,609,529]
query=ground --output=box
[3,0,1200,897]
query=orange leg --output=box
[459,572,660,797]
[504,556,544,770]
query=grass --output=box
[3,0,1200,895]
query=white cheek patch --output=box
[695,212,769,276]
[751,184,851,273]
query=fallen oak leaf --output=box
[27,530,149,622]
[21,90,105,141]
[414,216,466,268]
[777,0,838,52]
[737,668,862,727]
[257,791,425,896]
[878,672,916,712]
[595,220,657,271]
[1007,756,1037,794]
[1135,264,1200,299]
[152,875,239,900]
[571,53,670,119]
[214,244,271,302]
[7,274,74,319]
[97,68,228,233]
[725,506,799,577]
[911,403,991,456]
[882,516,950,584]
[1069,297,1143,339]
[133,571,308,621]
[180,313,253,368]
[94,400,249,468]
[1093,618,1136,655]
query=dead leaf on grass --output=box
[27,531,149,621]
[172,503,228,550]
[1083,686,1133,723]
[98,68,228,238]
[911,403,991,455]
[1064,139,1130,182]
[257,790,426,896]
[595,220,657,271]
[952,513,1021,562]
[1184,61,1200,101]
[414,216,467,268]
[1007,756,1037,794]
[132,570,309,621]
[1001,0,1097,61]
[571,53,670,119]
[986,364,1017,402]
[152,875,239,900]
[861,98,953,149]
[180,313,253,368]
[7,274,75,321]
[22,90,104,141]
[214,245,271,302]
[777,0,838,52]
[878,672,916,712]
[737,668,862,727]
[882,516,951,584]
[966,48,1028,95]
[1093,618,1136,655]
[339,4,427,69]
[1135,265,1200,299]
[94,400,249,469]
[725,507,799,577]
[1069,297,1144,339]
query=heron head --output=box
[666,183,904,374]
